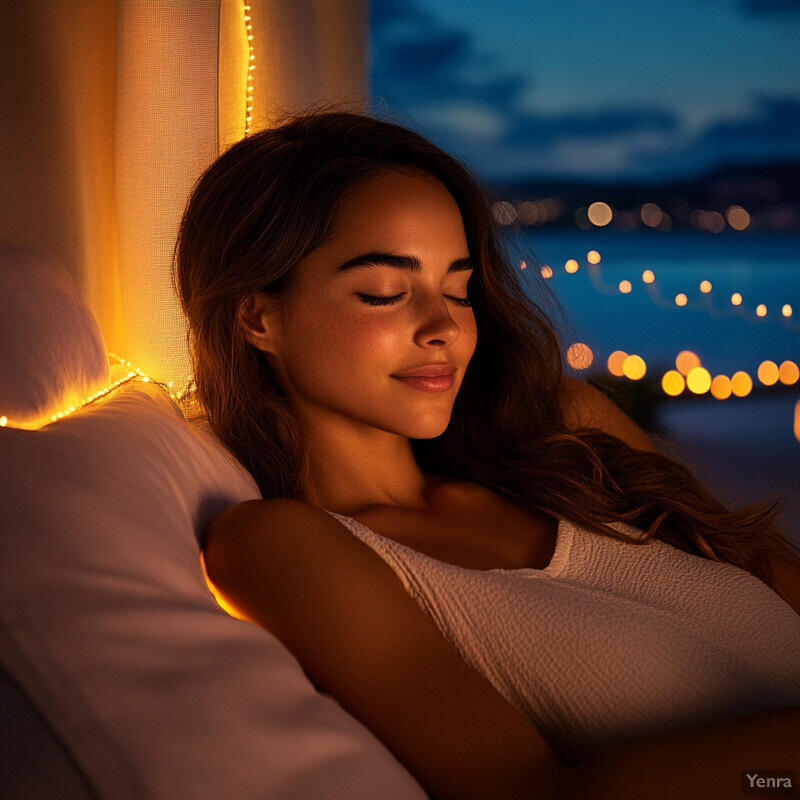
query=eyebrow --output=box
[335,251,474,274]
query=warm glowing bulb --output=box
[566,342,594,370]
[686,367,711,394]
[540,265,553,278]
[565,259,579,273]
[795,400,800,444]
[731,371,753,397]
[661,370,685,396]
[756,304,767,317]
[587,250,601,264]
[731,293,742,306]
[757,360,779,386]
[587,202,613,227]
[0,416,7,427]
[642,269,655,284]
[675,293,688,307]
[779,360,799,385]
[607,350,628,377]
[699,280,712,293]
[622,354,646,380]
[725,205,750,231]
[710,375,732,400]
[619,280,632,294]
[782,304,793,317]
[675,350,701,375]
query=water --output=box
[513,229,800,538]
[517,229,800,377]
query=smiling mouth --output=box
[391,364,457,393]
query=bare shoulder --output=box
[204,498,565,798]
[560,376,657,453]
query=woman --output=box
[176,110,800,799]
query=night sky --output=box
[369,0,800,182]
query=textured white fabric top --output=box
[329,512,800,764]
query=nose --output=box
[413,296,461,349]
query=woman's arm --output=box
[206,499,800,800]
[560,376,658,453]
[204,499,568,800]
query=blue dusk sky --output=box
[369,0,800,182]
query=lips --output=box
[391,363,457,393]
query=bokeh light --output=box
[779,360,799,385]
[517,201,539,225]
[756,304,767,317]
[607,350,628,377]
[565,259,579,273]
[710,375,732,400]
[725,205,750,231]
[588,202,613,227]
[587,250,601,264]
[731,293,743,306]
[619,280,632,293]
[540,265,553,278]
[492,201,517,225]
[699,280,712,293]
[642,269,655,284]
[686,366,711,394]
[782,304,793,317]
[731,371,753,397]
[757,360,779,386]
[622,354,646,380]
[640,203,662,228]
[661,370,685,396]
[675,350,701,375]
[675,293,688,306]
[795,401,800,444]
[567,342,594,370]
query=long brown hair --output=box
[175,109,799,596]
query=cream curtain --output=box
[0,0,367,391]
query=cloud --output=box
[738,0,800,17]
[371,0,800,180]
[624,95,800,178]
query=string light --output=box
[0,353,151,430]
[661,370,685,396]
[553,250,796,328]
[244,3,254,135]
[686,366,712,394]
[566,342,594,369]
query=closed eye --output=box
[357,292,406,306]
[447,295,472,307]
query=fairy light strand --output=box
[244,3,254,135]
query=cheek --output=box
[285,307,401,378]
[461,313,478,361]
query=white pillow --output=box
[0,247,426,799]
[0,246,110,429]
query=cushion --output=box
[0,246,110,429]
[0,249,426,799]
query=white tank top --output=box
[328,512,800,764]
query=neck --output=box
[297,414,431,516]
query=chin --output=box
[400,409,453,440]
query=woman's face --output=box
[246,169,477,441]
